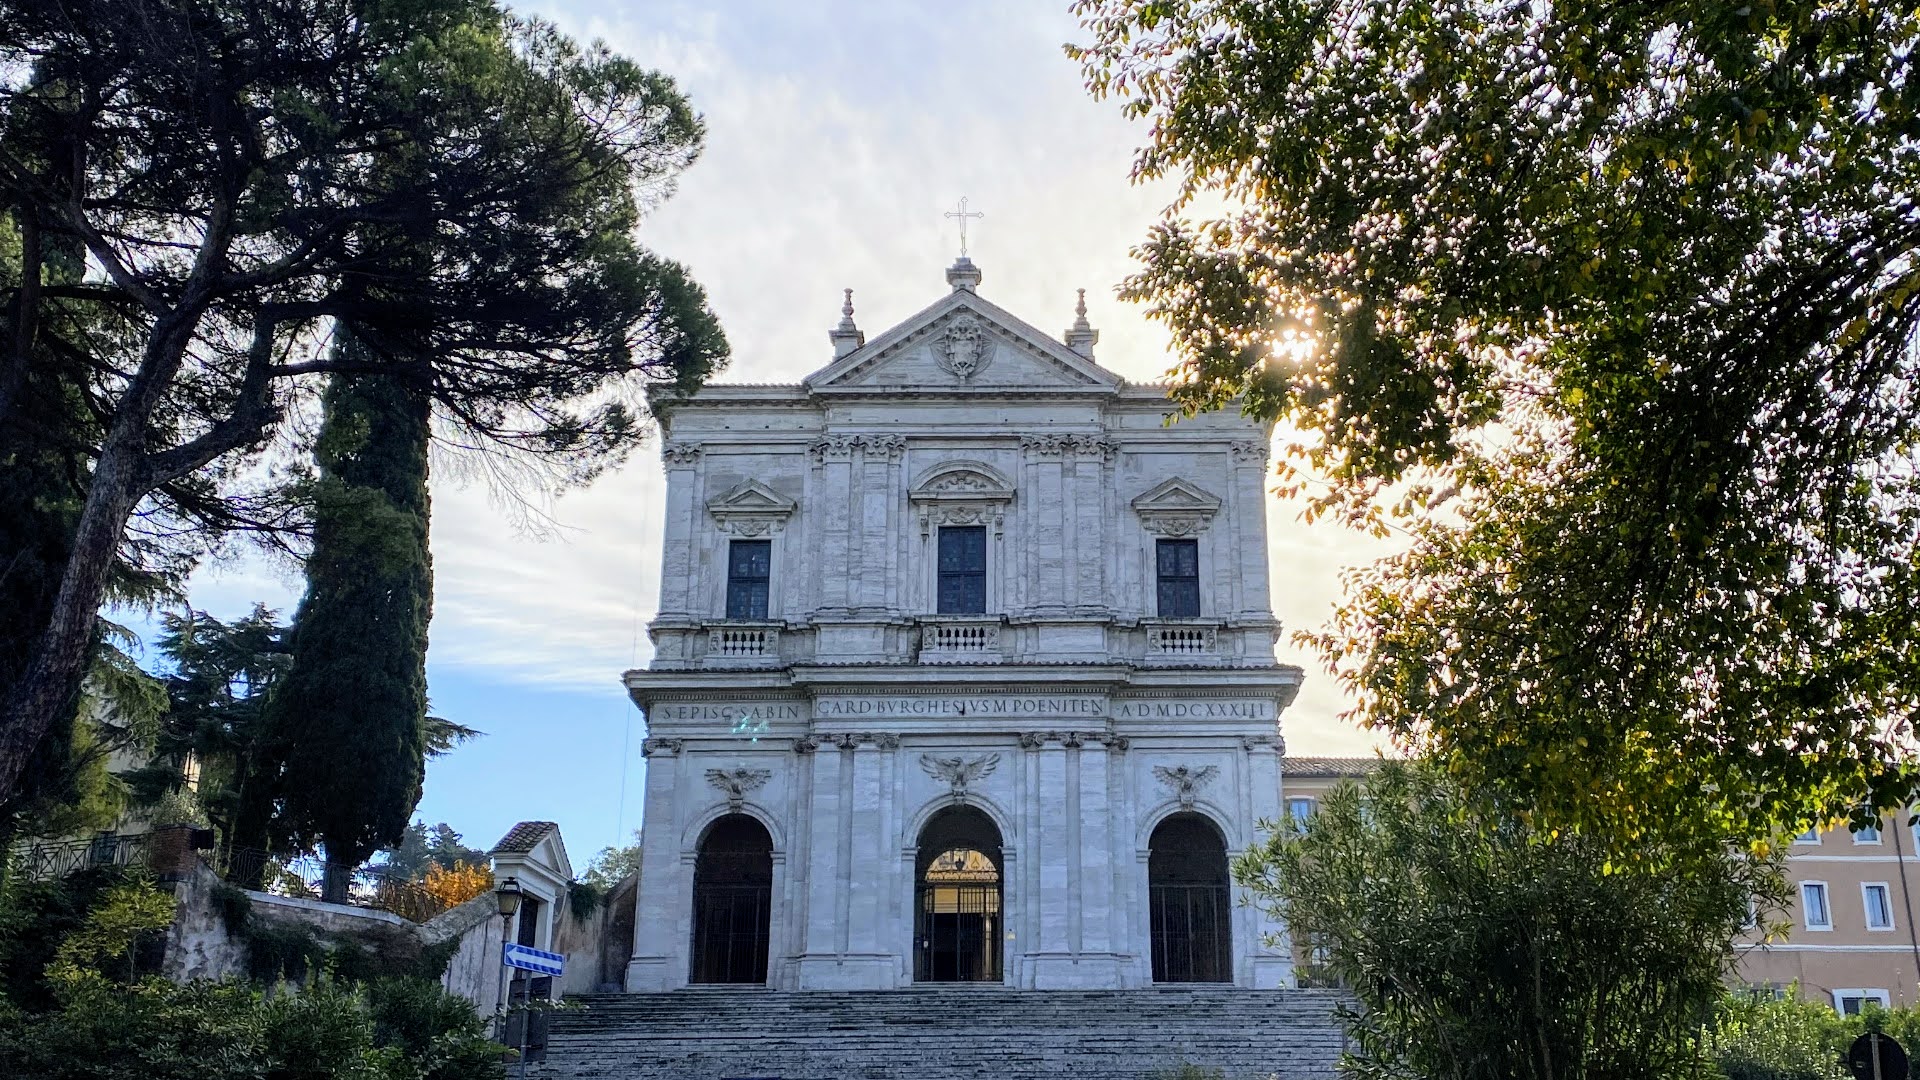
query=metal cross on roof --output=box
[943,197,984,258]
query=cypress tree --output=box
[272,332,433,889]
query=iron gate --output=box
[915,881,1001,982]
[1149,882,1232,983]
[690,883,770,983]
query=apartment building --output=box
[1738,813,1920,1012]
[1282,758,1920,1012]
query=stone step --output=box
[527,988,1350,1080]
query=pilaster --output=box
[626,738,689,991]
[656,444,702,619]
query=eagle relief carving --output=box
[1153,764,1219,808]
[920,752,1000,803]
[706,767,771,808]
[937,315,993,381]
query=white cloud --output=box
[181,0,1396,757]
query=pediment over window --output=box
[910,460,1014,535]
[1132,478,1221,536]
[707,480,797,536]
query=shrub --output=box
[419,862,491,910]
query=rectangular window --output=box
[1865,884,1895,931]
[725,540,771,620]
[937,526,987,614]
[1835,989,1892,1016]
[1287,797,1316,831]
[1156,539,1201,618]
[1794,826,1821,844]
[1802,882,1832,931]
[1854,821,1882,844]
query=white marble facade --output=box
[623,259,1303,992]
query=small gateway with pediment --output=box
[623,255,1305,992]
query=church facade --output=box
[623,258,1303,992]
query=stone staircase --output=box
[528,986,1350,1080]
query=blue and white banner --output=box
[503,943,565,977]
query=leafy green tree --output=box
[582,830,642,890]
[127,607,295,861]
[1072,1,1920,841]
[0,0,727,806]
[381,822,488,880]
[1236,762,1784,1079]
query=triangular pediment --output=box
[1131,478,1222,513]
[707,480,796,515]
[805,289,1122,395]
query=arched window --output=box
[914,806,1003,983]
[1148,813,1232,983]
[690,814,772,984]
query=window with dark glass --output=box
[1156,538,1200,617]
[725,540,771,619]
[937,526,987,614]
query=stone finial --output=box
[1065,288,1099,358]
[946,257,983,294]
[829,287,865,358]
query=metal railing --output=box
[10,832,150,881]
[219,848,455,924]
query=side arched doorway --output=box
[690,814,772,984]
[914,806,1003,983]
[1148,813,1232,983]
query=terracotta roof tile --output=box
[490,820,558,855]
[1282,756,1388,778]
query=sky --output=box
[151,0,1397,867]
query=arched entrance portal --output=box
[914,806,1003,983]
[690,814,772,984]
[1148,813,1232,983]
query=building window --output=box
[1794,825,1821,845]
[1287,797,1315,831]
[1865,883,1895,931]
[1155,539,1201,618]
[1854,821,1882,844]
[726,540,771,620]
[937,526,987,615]
[1802,882,1832,931]
[1834,989,1892,1016]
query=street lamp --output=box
[495,876,523,920]
[493,877,522,1041]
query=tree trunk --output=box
[0,435,143,803]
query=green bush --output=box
[0,866,155,1010]
[0,974,503,1080]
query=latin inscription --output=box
[650,701,805,738]
[1112,700,1273,720]
[814,696,1107,720]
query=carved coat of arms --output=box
[920,752,1000,802]
[937,316,992,381]
[1153,764,1219,808]
[706,767,771,808]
